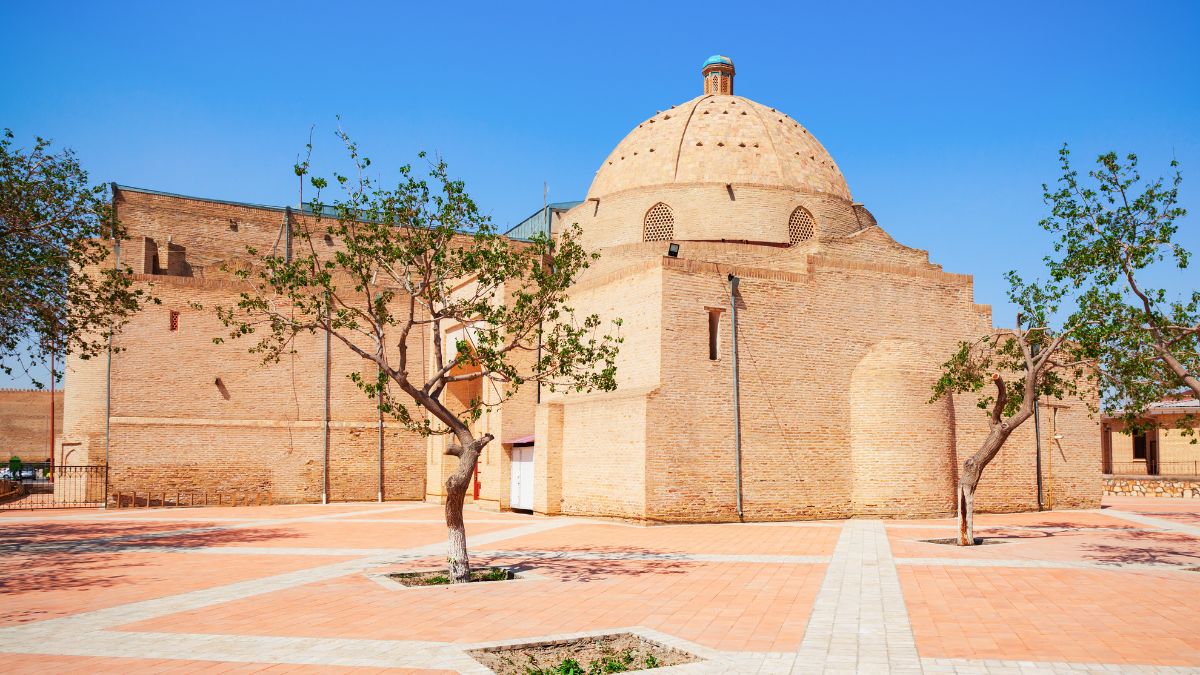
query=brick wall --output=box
[0,389,62,460]
[62,177,1103,518]
[537,223,1101,522]
[62,189,431,503]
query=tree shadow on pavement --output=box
[1080,529,1200,566]
[0,525,300,594]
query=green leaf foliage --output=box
[1040,146,1197,431]
[0,129,156,388]
[216,125,622,443]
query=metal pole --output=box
[104,183,119,509]
[728,274,743,519]
[377,365,384,503]
[284,206,292,261]
[536,184,548,405]
[1031,343,1044,511]
[49,348,54,471]
[323,304,330,505]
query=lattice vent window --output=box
[643,203,675,242]
[788,206,817,245]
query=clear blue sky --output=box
[1,1,1197,388]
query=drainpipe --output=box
[1031,343,1044,511]
[727,274,743,519]
[49,348,54,474]
[104,182,120,508]
[284,206,293,261]
[323,302,330,505]
[536,191,549,405]
[378,364,384,503]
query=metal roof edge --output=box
[116,184,550,241]
[502,200,584,237]
[114,184,290,213]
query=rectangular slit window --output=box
[1132,432,1147,460]
[708,308,722,360]
[169,310,180,332]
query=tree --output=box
[0,129,154,387]
[1040,146,1198,414]
[216,130,622,582]
[932,273,1091,545]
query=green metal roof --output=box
[503,201,583,241]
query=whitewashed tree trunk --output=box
[957,481,976,546]
[444,438,485,583]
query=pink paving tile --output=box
[131,520,522,550]
[477,522,841,556]
[1104,495,1200,512]
[1103,496,1200,526]
[0,654,452,673]
[0,552,354,626]
[337,506,540,522]
[117,559,827,653]
[898,509,1151,530]
[98,502,424,519]
[0,520,227,546]
[901,565,1200,665]
[888,524,1200,566]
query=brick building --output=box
[1101,395,1199,499]
[60,55,1101,519]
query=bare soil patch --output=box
[469,632,698,674]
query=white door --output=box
[509,446,535,510]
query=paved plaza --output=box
[0,497,1198,674]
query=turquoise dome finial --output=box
[701,55,735,94]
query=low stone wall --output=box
[1104,476,1200,498]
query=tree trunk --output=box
[957,406,1031,546]
[957,474,978,546]
[445,476,470,583]
[1155,345,1200,399]
[444,439,485,584]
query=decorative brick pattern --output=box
[788,206,816,244]
[642,202,675,242]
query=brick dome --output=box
[586,94,852,202]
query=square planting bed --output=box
[386,566,517,587]
[922,537,1008,546]
[469,632,700,674]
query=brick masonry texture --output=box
[60,69,1102,518]
[0,389,62,460]
[63,189,427,504]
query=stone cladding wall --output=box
[1105,477,1200,498]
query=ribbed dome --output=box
[586,94,851,201]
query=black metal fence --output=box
[1105,460,1200,477]
[0,463,107,509]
